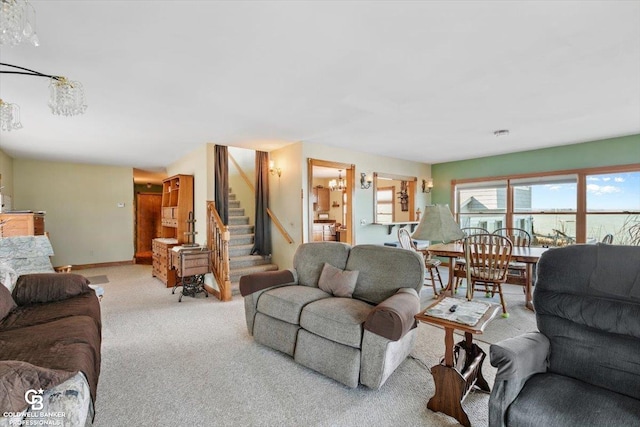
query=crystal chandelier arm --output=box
[0,62,61,80]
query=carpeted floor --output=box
[81,264,537,427]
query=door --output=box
[307,159,355,244]
[135,193,162,264]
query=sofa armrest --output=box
[239,269,297,296]
[12,273,92,306]
[363,288,420,341]
[488,332,550,427]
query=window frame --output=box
[452,163,640,244]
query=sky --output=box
[531,171,640,211]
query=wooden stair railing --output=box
[229,153,294,245]
[206,201,232,301]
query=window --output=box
[456,181,506,233]
[512,175,577,246]
[586,171,640,244]
[453,164,640,247]
[375,186,395,223]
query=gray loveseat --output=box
[240,242,425,389]
[489,244,640,427]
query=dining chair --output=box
[463,233,513,317]
[601,233,614,244]
[397,228,443,296]
[493,227,531,287]
[454,227,489,292]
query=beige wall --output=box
[0,149,14,210]
[166,143,213,245]
[13,159,134,267]
[228,146,256,226]
[269,141,432,270]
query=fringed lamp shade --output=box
[411,204,465,243]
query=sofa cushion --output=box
[300,297,374,348]
[13,273,92,306]
[293,242,351,287]
[0,360,75,413]
[0,291,101,332]
[507,373,640,427]
[346,245,424,305]
[257,285,330,325]
[0,283,17,321]
[317,263,359,298]
[0,315,101,403]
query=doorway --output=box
[135,192,162,264]
[308,159,355,244]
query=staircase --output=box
[227,191,278,292]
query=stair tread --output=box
[230,264,278,274]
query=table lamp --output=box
[411,204,465,243]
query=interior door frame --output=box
[307,158,355,244]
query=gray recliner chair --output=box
[489,243,640,426]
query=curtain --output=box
[215,145,229,225]
[252,151,272,256]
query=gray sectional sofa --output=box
[489,243,640,426]
[240,242,425,389]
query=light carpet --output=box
[79,264,536,427]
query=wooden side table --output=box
[415,299,500,427]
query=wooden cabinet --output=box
[161,174,194,244]
[313,186,330,212]
[152,238,178,287]
[0,212,45,237]
[312,222,336,242]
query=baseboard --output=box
[58,260,135,270]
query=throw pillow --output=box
[13,273,91,306]
[0,282,17,321]
[318,262,359,298]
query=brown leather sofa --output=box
[0,273,101,426]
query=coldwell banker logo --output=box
[24,389,44,411]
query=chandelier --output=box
[329,170,347,192]
[0,63,87,130]
[0,99,22,131]
[0,0,39,47]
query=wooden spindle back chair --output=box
[463,233,513,317]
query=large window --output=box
[454,164,640,247]
[586,171,640,244]
[512,175,577,246]
[457,181,506,232]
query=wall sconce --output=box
[422,178,434,193]
[360,172,373,189]
[269,160,282,178]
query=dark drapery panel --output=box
[215,145,229,225]
[252,151,272,256]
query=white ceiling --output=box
[1,1,639,172]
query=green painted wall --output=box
[431,134,640,205]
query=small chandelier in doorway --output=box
[329,170,347,192]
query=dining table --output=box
[426,242,549,311]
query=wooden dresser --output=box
[0,212,45,237]
[152,238,178,287]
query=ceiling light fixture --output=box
[329,170,347,192]
[0,98,23,131]
[0,0,39,47]
[0,63,87,123]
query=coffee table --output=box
[415,298,500,427]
